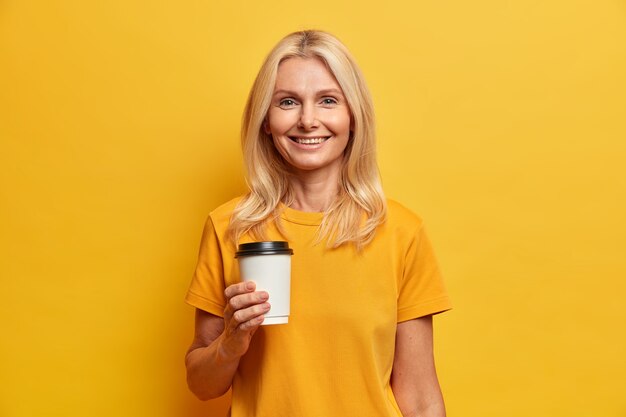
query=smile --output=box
[289,137,330,144]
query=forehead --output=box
[274,57,342,92]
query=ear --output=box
[263,118,271,134]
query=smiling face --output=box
[265,57,352,178]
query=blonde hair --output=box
[228,30,386,249]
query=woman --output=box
[185,30,451,417]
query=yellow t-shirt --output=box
[185,198,451,417]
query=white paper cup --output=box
[236,241,293,325]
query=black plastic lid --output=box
[235,241,294,258]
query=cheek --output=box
[326,110,352,131]
[272,137,291,160]
[267,110,296,135]
[328,109,352,130]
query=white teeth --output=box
[295,137,328,144]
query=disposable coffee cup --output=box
[235,241,294,325]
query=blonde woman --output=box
[185,30,451,417]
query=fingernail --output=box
[245,282,254,290]
[259,292,269,300]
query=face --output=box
[265,57,352,177]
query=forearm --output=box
[185,334,241,400]
[392,317,446,417]
[415,402,446,417]
[391,380,446,417]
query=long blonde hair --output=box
[228,30,386,249]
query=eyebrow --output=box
[272,88,344,97]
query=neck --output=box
[287,168,341,212]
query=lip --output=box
[289,136,331,141]
[288,136,331,150]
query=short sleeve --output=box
[397,224,452,322]
[185,216,227,317]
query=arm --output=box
[185,282,270,400]
[391,315,446,417]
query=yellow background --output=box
[1,1,625,416]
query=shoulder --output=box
[385,199,425,230]
[210,196,243,219]
[206,196,244,231]
[374,199,426,246]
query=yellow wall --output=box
[1,1,625,416]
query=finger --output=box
[228,290,269,311]
[224,281,255,300]
[224,305,270,339]
[224,290,269,320]
[239,314,265,331]
[223,282,259,319]
[230,302,271,329]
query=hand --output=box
[218,281,270,359]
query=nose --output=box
[297,103,319,130]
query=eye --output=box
[279,98,297,108]
[321,97,338,105]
